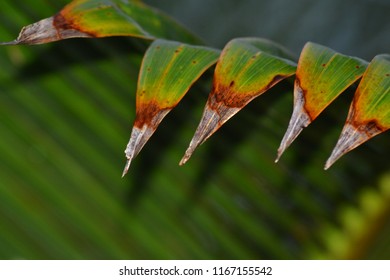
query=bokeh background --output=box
[0,0,389,259]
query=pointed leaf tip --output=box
[325,124,360,169]
[0,41,18,46]
[179,107,216,165]
[122,159,132,177]
[276,79,311,162]
[122,124,158,176]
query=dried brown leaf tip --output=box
[2,13,93,45]
[276,42,367,162]
[180,38,296,165]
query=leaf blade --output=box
[180,37,297,164]
[325,54,390,169]
[2,0,201,45]
[276,42,368,161]
[122,39,220,175]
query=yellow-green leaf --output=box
[2,0,200,45]
[276,42,368,162]
[325,54,390,169]
[122,39,220,175]
[180,37,297,165]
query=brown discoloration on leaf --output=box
[210,74,289,109]
[134,100,173,129]
[209,83,254,109]
[347,88,388,135]
[358,119,386,135]
[53,12,75,33]
[53,12,98,38]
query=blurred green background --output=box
[0,0,389,259]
